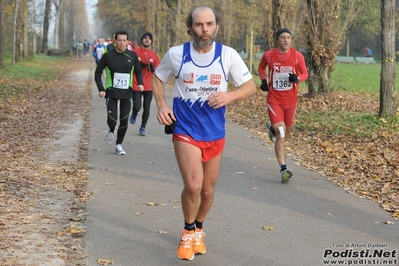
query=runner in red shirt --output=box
[130,33,160,136]
[258,28,308,183]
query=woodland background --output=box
[93,0,398,60]
[0,0,398,215]
[1,0,398,105]
[0,0,398,64]
[0,1,398,264]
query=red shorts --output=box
[267,103,297,127]
[173,134,225,162]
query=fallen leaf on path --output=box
[147,202,166,206]
[97,258,114,265]
[70,228,81,234]
[263,225,275,231]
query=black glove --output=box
[140,62,146,69]
[148,62,155,72]
[260,79,268,91]
[288,73,299,83]
[164,122,175,134]
[164,114,176,134]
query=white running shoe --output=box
[105,131,114,144]
[115,144,126,155]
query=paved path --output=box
[83,64,398,266]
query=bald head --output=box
[185,5,221,51]
[186,5,221,29]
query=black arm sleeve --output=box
[94,55,106,92]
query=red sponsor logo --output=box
[183,73,194,83]
[210,73,221,85]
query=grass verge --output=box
[0,54,68,97]
[0,54,70,121]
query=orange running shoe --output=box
[176,229,195,260]
[193,228,206,255]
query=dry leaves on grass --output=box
[0,58,93,265]
[227,89,399,217]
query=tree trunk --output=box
[306,57,317,97]
[164,0,178,47]
[150,0,156,37]
[304,0,362,96]
[316,65,331,94]
[58,2,65,51]
[12,0,19,65]
[272,0,282,33]
[157,3,168,55]
[379,0,397,118]
[346,37,350,57]
[53,0,64,50]
[0,0,5,69]
[41,0,51,54]
[22,0,28,58]
[66,1,75,49]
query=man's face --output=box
[277,33,292,52]
[142,36,152,48]
[99,38,104,45]
[115,34,128,52]
[190,7,219,50]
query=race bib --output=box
[273,72,293,91]
[113,73,130,89]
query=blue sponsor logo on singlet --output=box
[196,75,208,83]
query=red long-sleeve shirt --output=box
[132,46,160,91]
[258,48,308,105]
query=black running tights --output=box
[106,98,132,145]
[132,90,153,128]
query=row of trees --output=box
[39,0,90,52]
[0,0,396,117]
[0,0,89,67]
[94,0,396,117]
